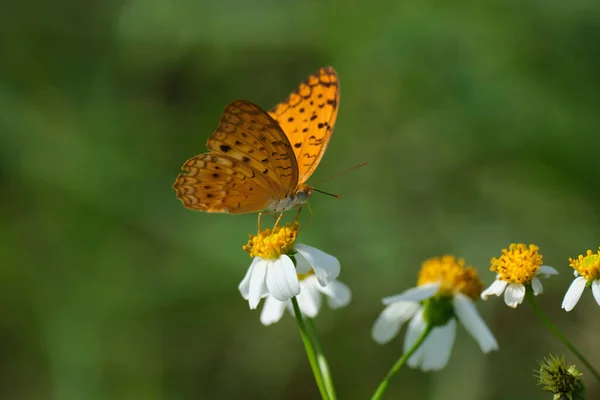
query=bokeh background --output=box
[2,0,600,399]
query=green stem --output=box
[291,297,330,400]
[370,325,433,400]
[526,290,600,382]
[305,317,337,400]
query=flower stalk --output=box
[371,325,433,400]
[306,317,337,400]
[526,289,600,382]
[292,297,330,399]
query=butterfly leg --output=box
[273,212,284,229]
[294,206,303,222]
[258,212,277,232]
[259,212,273,233]
[299,203,314,233]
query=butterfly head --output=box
[294,185,313,204]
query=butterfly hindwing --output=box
[173,153,274,214]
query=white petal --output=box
[562,276,587,311]
[294,251,312,274]
[573,270,580,278]
[382,283,440,305]
[260,296,287,326]
[318,280,352,309]
[405,309,427,368]
[453,293,498,353]
[481,279,508,300]
[504,283,526,308]
[419,320,457,371]
[248,259,268,309]
[531,277,543,295]
[265,255,300,302]
[295,243,340,286]
[592,280,600,307]
[371,302,419,345]
[238,258,259,300]
[296,279,322,318]
[538,265,559,278]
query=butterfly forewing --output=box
[269,67,340,185]
[206,100,299,198]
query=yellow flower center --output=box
[417,255,483,300]
[569,249,600,281]
[490,243,542,284]
[297,270,315,281]
[243,222,298,259]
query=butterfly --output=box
[173,66,339,215]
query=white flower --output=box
[561,249,600,312]
[372,256,498,371]
[481,243,558,308]
[372,284,498,371]
[239,243,341,309]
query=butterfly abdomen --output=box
[265,196,302,212]
[265,185,313,212]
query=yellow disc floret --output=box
[490,243,542,284]
[569,248,600,281]
[243,222,298,259]
[297,270,315,281]
[417,255,483,300]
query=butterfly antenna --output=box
[313,188,341,199]
[312,161,368,185]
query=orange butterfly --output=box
[173,66,339,216]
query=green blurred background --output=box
[2,0,600,398]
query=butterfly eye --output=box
[296,190,308,202]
